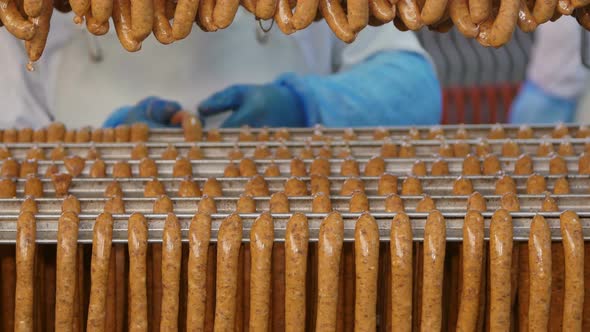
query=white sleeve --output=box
[332,26,430,71]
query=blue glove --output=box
[198,84,306,128]
[103,96,183,128]
[198,50,441,128]
[509,81,577,124]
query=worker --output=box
[0,10,441,129]
[509,16,589,124]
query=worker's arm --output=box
[197,50,441,127]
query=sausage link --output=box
[469,0,490,24]
[187,212,211,331]
[421,0,448,24]
[112,0,142,51]
[489,209,513,331]
[315,212,343,331]
[25,0,52,66]
[14,211,36,332]
[24,0,41,17]
[130,0,153,41]
[172,0,198,39]
[478,0,519,47]
[128,213,148,331]
[255,0,277,20]
[560,210,584,331]
[369,0,395,23]
[160,213,182,331]
[0,0,37,40]
[533,0,556,22]
[528,214,551,331]
[354,213,379,331]
[274,0,296,35]
[450,0,478,37]
[91,0,112,23]
[390,212,413,331]
[249,212,274,331]
[214,213,243,330]
[397,0,424,29]
[69,0,90,22]
[285,213,309,332]
[86,213,114,331]
[421,210,446,331]
[347,0,369,31]
[319,0,356,42]
[55,211,80,332]
[557,0,573,14]
[212,0,238,28]
[456,211,484,331]
[517,0,537,32]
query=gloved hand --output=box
[509,81,577,124]
[103,96,183,128]
[198,84,307,128]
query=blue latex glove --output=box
[198,51,441,128]
[103,97,183,128]
[509,81,577,124]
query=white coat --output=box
[0,9,427,128]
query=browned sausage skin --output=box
[249,212,274,331]
[285,213,309,331]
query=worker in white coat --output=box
[0,9,441,128]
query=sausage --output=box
[340,177,364,196]
[549,154,567,174]
[86,10,110,35]
[172,157,193,177]
[540,192,558,212]
[91,0,112,26]
[24,0,41,17]
[203,178,223,197]
[526,174,546,194]
[197,195,217,214]
[421,210,446,331]
[416,195,436,212]
[380,139,397,158]
[290,158,307,177]
[378,173,397,195]
[21,196,38,214]
[115,125,130,142]
[495,174,516,195]
[462,154,481,175]
[113,161,132,178]
[14,211,36,332]
[52,173,73,197]
[500,192,520,212]
[227,147,245,161]
[172,0,199,39]
[3,128,17,143]
[430,158,449,176]
[517,0,537,32]
[364,156,385,176]
[274,128,290,141]
[25,147,42,160]
[411,160,427,176]
[257,128,270,141]
[150,195,172,214]
[144,178,166,197]
[536,139,554,156]
[310,157,331,177]
[342,128,357,141]
[298,144,314,159]
[401,176,422,195]
[454,126,468,139]
[341,158,360,176]
[318,0,356,42]
[18,128,33,142]
[467,191,487,212]
[482,154,501,175]
[50,145,67,161]
[312,192,332,213]
[475,139,491,156]
[349,190,369,212]
[90,160,107,178]
[186,146,204,160]
[528,214,552,331]
[489,209,513,331]
[385,193,404,212]
[102,128,115,142]
[397,0,424,31]
[238,126,255,142]
[315,212,344,331]
[285,177,308,196]
[264,162,281,177]
[249,212,274,331]
[438,141,454,157]
[160,213,182,331]
[0,178,16,197]
[453,176,474,195]
[253,145,272,159]
[139,158,158,178]
[369,0,395,23]
[47,122,66,142]
[113,0,142,51]
[560,210,584,331]
[153,0,174,44]
[274,144,292,159]
[0,0,37,40]
[86,213,114,331]
[214,213,243,330]
[239,158,258,177]
[131,143,149,160]
[456,210,484,331]
[579,152,590,174]
[126,213,149,331]
[178,178,202,197]
[514,153,533,175]
[1,158,19,177]
[245,174,269,196]
[515,124,533,139]
[161,144,179,160]
[237,194,256,213]
[212,0,239,28]
[398,141,416,157]
[557,139,574,156]
[390,212,413,330]
[184,212,212,330]
[128,123,149,143]
[453,142,471,157]
[62,195,81,214]
[181,115,203,142]
[55,211,80,331]
[206,129,222,142]
[270,191,290,213]
[64,156,86,177]
[224,163,240,177]
[554,176,570,194]
[24,0,52,66]
[501,139,520,157]
[89,128,103,142]
[354,213,379,331]
[487,123,505,139]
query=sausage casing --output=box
[390,212,413,331]
[489,209,513,331]
[128,213,148,331]
[560,210,584,331]
[421,210,446,331]
[285,213,309,332]
[160,213,182,331]
[55,211,80,332]
[528,214,551,331]
[187,212,211,330]
[249,212,274,331]
[15,212,36,332]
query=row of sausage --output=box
[13,193,585,330]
